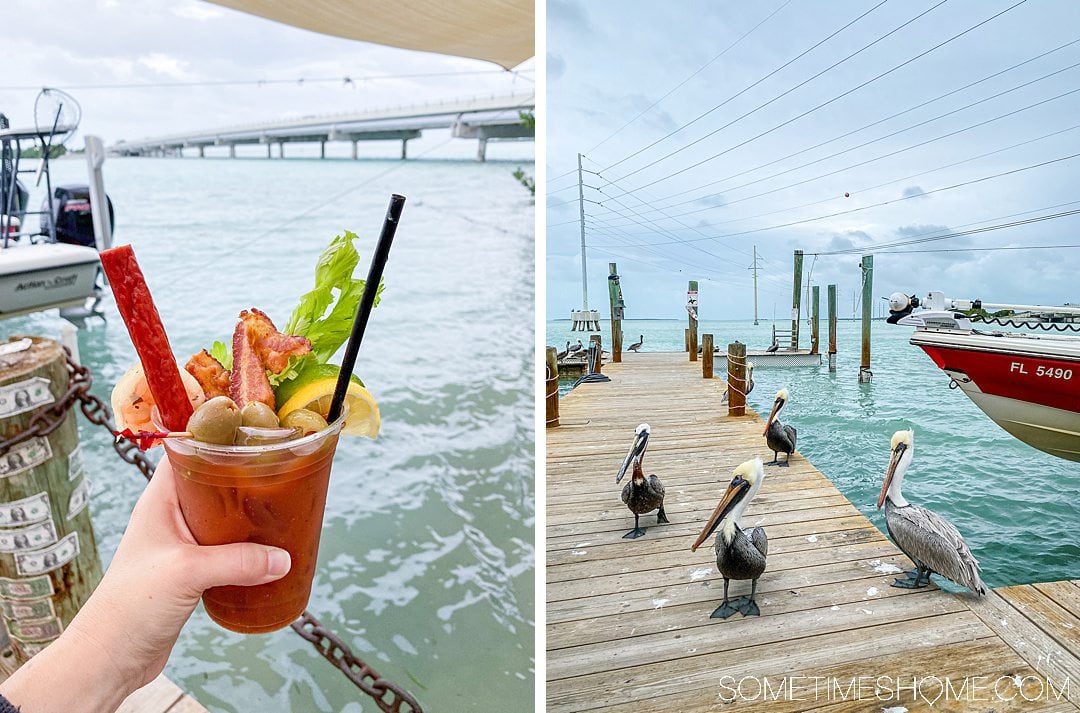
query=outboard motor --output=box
[39,184,114,247]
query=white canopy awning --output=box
[205,0,534,69]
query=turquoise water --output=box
[4,156,535,712]
[547,318,1078,590]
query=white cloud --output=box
[136,53,191,80]
[171,3,224,21]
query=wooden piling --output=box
[545,347,559,428]
[859,255,873,383]
[607,263,623,363]
[811,285,820,354]
[0,337,103,666]
[727,341,746,417]
[687,281,698,362]
[701,334,714,378]
[684,328,690,353]
[828,283,838,373]
[791,250,803,350]
[589,335,603,374]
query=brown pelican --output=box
[628,335,644,352]
[763,388,796,466]
[878,430,986,595]
[616,423,669,539]
[567,339,585,357]
[556,341,570,359]
[691,458,768,618]
[765,340,779,353]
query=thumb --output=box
[187,542,292,591]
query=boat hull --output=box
[912,329,1080,462]
[0,244,100,318]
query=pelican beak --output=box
[616,429,649,483]
[763,397,784,436]
[691,477,749,552]
[877,443,907,510]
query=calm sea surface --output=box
[547,318,1078,590]
[4,156,535,712]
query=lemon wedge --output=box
[276,378,380,438]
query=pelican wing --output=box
[748,526,768,558]
[783,424,797,452]
[647,474,665,499]
[891,504,986,595]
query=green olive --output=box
[240,401,280,429]
[280,408,328,435]
[186,396,241,445]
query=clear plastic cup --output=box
[162,412,344,633]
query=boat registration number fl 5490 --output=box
[1010,362,1073,379]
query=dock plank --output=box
[546,352,1080,712]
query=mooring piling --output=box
[726,341,746,416]
[811,285,820,355]
[687,280,698,362]
[546,346,559,428]
[701,334,714,378]
[791,250,803,350]
[828,283,838,373]
[607,263,623,363]
[859,255,873,383]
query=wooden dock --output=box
[118,675,207,713]
[547,352,1079,712]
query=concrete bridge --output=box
[111,92,534,161]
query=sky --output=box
[0,0,534,160]
[546,0,1080,320]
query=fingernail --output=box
[267,549,291,576]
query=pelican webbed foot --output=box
[710,601,740,619]
[891,574,931,589]
[622,527,647,539]
[737,598,761,617]
[765,453,781,467]
[656,506,670,524]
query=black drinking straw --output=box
[327,194,406,423]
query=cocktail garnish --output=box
[112,428,191,451]
[185,350,231,399]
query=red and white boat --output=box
[889,291,1080,463]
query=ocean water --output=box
[547,318,1078,590]
[3,155,535,712]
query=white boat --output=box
[1,99,113,324]
[890,291,1080,462]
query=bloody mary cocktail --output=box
[163,413,344,633]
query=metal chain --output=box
[291,611,422,713]
[1,351,423,712]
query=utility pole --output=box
[750,246,760,325]
[577,152,588,312]
[791,250,804,350]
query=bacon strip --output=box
[185,350,231,400]
[230,317,276,409]
[99,245,193,431]
[242,308,312,373]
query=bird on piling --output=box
[556,341,570,359]
[878,430,986,595]
[615,423,669,539]
[628,335,644,352]
[691,458,768,618]
[763,388,797,466]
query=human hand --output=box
[0,458,290,712]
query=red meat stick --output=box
[99,245,193,431]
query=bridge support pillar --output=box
[278,142,285,159]
[229,144,236,158]
[477,137,488,162]
[266,143,271,158]
[351,140,358,160]
[198,145,204,158]
[320,141,326,159]
[401,139,408,160]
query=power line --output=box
[598,85,1080,230]
[877,243,1080,254]
[0,69,533,92]
[586,0,795,155]
[591,151,1080,247]
[811,208,1080,255]
[634,49,1080,214]
[603,0,1029,195]
[600,0,890,172]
